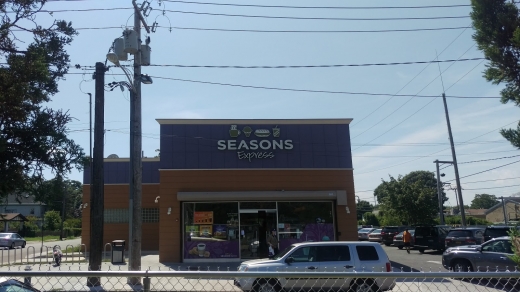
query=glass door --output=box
[239,209,277,259]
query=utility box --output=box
[111,240,125,264]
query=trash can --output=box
[111,240,125,264]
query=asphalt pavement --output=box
[381,243,447,272]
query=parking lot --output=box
[381,243,448,272]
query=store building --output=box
[82,119,357,262]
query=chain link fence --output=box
[0,269,519,292]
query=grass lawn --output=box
[25,235,76,242]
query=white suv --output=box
[235,241,394,292]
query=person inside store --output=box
[267,228,279,256]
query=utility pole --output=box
[88,62,105,287]
[501,196,509,225]
[434,160,445,225]
[442,93,466,227]
[129,0,150,285]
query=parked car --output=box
[445,228,484,248]
[358,228,376,241]
[381,226,408,246]
[483,225,520,242]
[442,236,515,272]
[414,225,450,253]
[368,229,383,242]
[0,233,26,249]
[235,241,395,292]
[0,278,40,292]
[393,230,415,249]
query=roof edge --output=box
[156,118,353,125]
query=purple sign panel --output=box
[160,123,352,170]
[279,224,335,251]
[185,240,239,259]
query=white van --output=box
[235,241,394,292]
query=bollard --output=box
[143,276,150,292]
[24,265,32,287]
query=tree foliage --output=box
[356,200,373,220]
[34,177,82,219]
[0,0,86,197]
[470,0,520,148]
[44,210,61,231]
[375,170,446,225]
[363,212,380,226]
[470,194,500,209]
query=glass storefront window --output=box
[183,202,239,259]
[277,202,335,251]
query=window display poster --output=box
[184,240,239,259]
[213,224,227,239]
[185,225,199,234]
[194,211,214,224]
[199,225,213,237]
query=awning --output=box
[177,190,347,205]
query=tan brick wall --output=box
[81,184,160,251]
[157,169,356,262]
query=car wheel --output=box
[397,246,403,250]
[10,243,15,249]
[451,259,473,272]
[350,279,377,292]
[418,249,425,253]
[253,279,280,292]
[22,242,26,248]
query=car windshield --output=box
[371,229,382,234]
[272,245,295,260]
[359,228,373,233]
[448,230,473,237]
[383,227,398,232]
[485,228,510,238]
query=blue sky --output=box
[31,0,520,208]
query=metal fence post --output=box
[143,271,150,292]
[24,265,32,286]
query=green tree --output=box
[356,200,373,221]
[375,170,446,225]
[470,0,520,148]
[34,177,82,218]
[44,210,61,231]
[0,0,86,198]
[470,194,500,209]
[363,212,380,226]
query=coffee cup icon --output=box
[197,243,206,257]
[272,126,280,138]
[229,125,241,137]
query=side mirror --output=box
[476,246,482,252]
[285,257,294,264]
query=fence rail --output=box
[0,244,87,266]
[0,270,518,292]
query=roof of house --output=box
[484,197,520,215]
[0,194,42,206]
[0,213,28,222]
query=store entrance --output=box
[240,209,277,259]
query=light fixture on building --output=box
[154,196,160,203]
[167,207,171,215]
[345,206,350,214]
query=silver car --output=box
[442,236,515,272]
[235,241,395,292]
[0,233,26,249]
[358,228,376,241]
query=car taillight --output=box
[386,262,392,272]
[466,237,476,244]
[393,236,396,240]
[381,232,385,235]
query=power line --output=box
[458,155,520,164]
[144,57,485,69]
[353,150,520,158]
[445,160,520,182]
[463,176,520,184]
[161,9,470,21]
[463,184,520,191]
[162,1,472,10]
[148,75,499,99]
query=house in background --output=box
[463,209,487,219]
[485,197,520,223]
[0,194,45,218]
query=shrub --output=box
[64,218,81,229]
[44,211,62,231]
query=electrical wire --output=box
[463,176,520,184]
[161,1,473,10]
[145,57,485,69]
[445,160,520,182]
[458,155,520,164]
[463,184,520,191]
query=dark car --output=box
[442,236,515,272]
[381,226,408,246]
[414,225,450,253]
[0,278,41,292]
[445,228,484,248]
[483,225,520,242]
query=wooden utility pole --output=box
[88,62,105,287]
[129,0,150,285]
